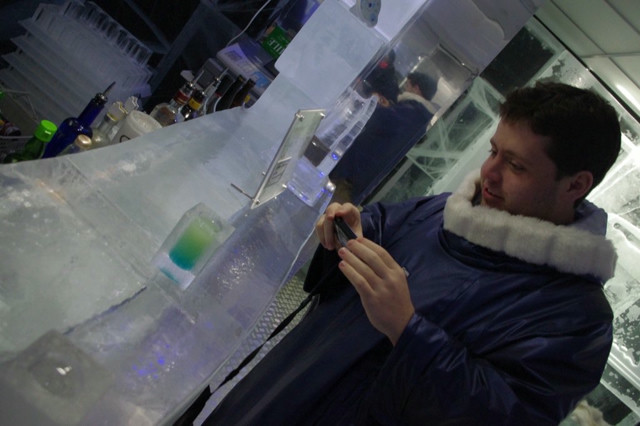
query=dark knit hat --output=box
[363,65,399,103]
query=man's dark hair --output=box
[500,81,621,192]
[407,72,438,100]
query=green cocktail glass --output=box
[169,216,219,270]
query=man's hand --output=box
[315,202,362,251]
[338,238,415,345]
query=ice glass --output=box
[152,203,235,290]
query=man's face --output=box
[480,119,575,224]
[403,80,420,96]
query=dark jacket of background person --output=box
[328,62,434,204]
[329,95,432,204]
[205,171,615,425]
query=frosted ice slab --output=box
[0,330,112,425]
[0,164,148,354]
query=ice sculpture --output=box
[0,0,543,423]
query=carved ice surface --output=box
[0,164,149,354]
[0,330,113,425]
[594,137,640,388]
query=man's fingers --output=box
[316,202,362,251]
[338,247,373,295]
[344,238,397,281]
[357,238,399,271]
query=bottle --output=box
[201,74,224,115]
[59,134,92,155]
[3,120,57,163]
[123,96,140,116]
[177,89,205,122]
[149,80,195,127]
[206,74,234,114]
[110,96,141,140]
[215,75,246,112]
[91,101,127,148]
[42,82,115,158]
[230,78,256,109]
[199,76,220,117]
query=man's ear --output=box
[567,171,594,202]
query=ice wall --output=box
[0,0,543,424]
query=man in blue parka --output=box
[204,82,621,425]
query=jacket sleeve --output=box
[359,310,613,425]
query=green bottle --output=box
[3,120,57,163]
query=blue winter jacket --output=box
[205,172,616,425]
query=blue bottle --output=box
[42,82,115,158]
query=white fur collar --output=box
[398,91,439,114]
[443,171,617,281]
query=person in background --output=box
[329,61,434,204]
[402,71,440,114]
[204,81,621,425]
